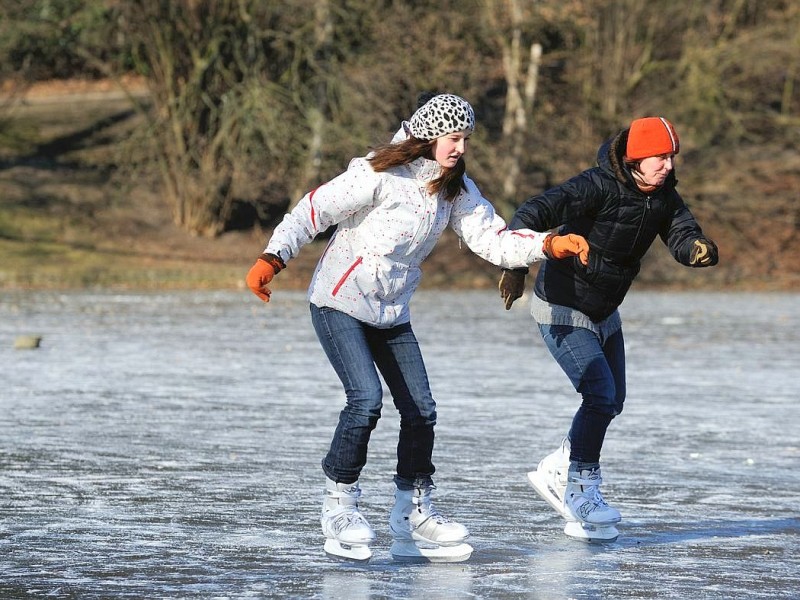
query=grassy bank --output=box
[0,87,539,293]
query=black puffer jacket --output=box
[509,128,717,322]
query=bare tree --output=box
[116,1,305,236]
[290,0,333,207]
[484,0,542,212]
[579,0,661,127]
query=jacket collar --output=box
[406,156,443,183]
[390,122,443,183]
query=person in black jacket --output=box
[499,116,718,542]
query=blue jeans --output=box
[310,304,437,490]
[538,324,626,465]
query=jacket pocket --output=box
[377,263,419,302]
[331,257,363,297]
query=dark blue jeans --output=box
[310,304,437,490]
[538,324,626,465]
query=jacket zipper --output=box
[631,196,651,252]
[332,257,363,297]
[407,183,438,252]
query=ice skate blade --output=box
[324,539,372,562]
[527,470,569,519]
[563,521,619,544]
[390,540,473,563]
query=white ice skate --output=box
[527,440,620,543]
[321,478,376,562]
[389,486,473,563]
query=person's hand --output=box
[689,238,719,266]
[499,269,527,310]
[246,253,285,302]
[544,234,590,265]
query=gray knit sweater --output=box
[530,293,622,340]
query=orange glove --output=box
[543,234,590,266]
[246,253,285,302]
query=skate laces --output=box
[423,502,452,524]
[570,469,608,506]
[413,494,452,524]
[590,486,610,507]
[328,506,370,534]
[584,470,609,508]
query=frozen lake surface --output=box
[1,289,798,598]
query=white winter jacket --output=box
[265,155,548,328]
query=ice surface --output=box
[1,289,798,598]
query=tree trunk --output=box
[291,0,332,207]
[487,0,541,211]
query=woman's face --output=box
[635,154,675,189]
[432,129,471,168]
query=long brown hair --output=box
[368,137,466,201]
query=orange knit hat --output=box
[626,117,680,160]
